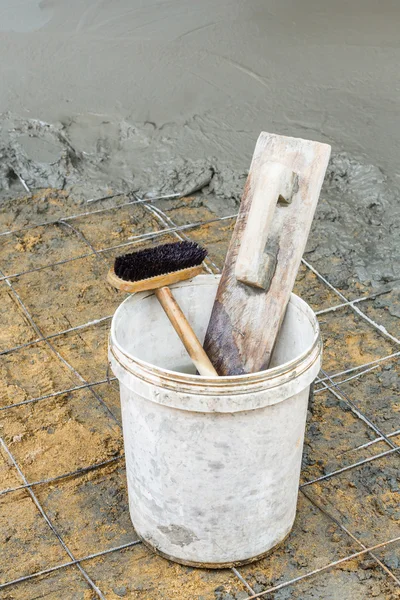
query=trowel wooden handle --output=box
[235,161,298,289]
[155,287,218,377]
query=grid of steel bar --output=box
[0,190,399,598]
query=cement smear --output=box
[1,113,399,292]
[310,153,400,288]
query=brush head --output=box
[112,241,207,288]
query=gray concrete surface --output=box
[1,0,399,179]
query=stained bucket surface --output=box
[109,274,321,567]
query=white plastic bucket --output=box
[109,274,321,567]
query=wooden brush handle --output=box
[155,287,218,377]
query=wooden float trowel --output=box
[203,132,331,375]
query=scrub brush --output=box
[107,241,218,377]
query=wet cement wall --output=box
[1,0,400,180]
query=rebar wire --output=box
[0,267,121,426]
[86,192,126,204]
[301,488,400,585]
[318,371,400,455]
[1,204,397,350]
[0,540,142,591]
[300,446,399,488]
[1,200,396,448]
[1,189,399,598]
[242,536,400,600]
[316,352,400,385]
[0,191,182,238]
[314,363,381,393]
[346,428,400,453]
[302,258,400,346]
[1,431,396,500]
[0,438,107,600]
[232,568,257,595]
[1,191,399,344]
[142,202,215,274]
[0,377,116,412]
[0,455,124,496]
[0,214,235,284]
[16,173,31,194]
[314,286,395,316]
[59,220,107,263]
[144,202,221,274]
[0,316,113,358]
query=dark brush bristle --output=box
[114,241,207,282]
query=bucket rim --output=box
[109,275,321,392]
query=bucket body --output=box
[109,275,321,567]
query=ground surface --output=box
[2,1,400,182]
[0,189,399,599]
